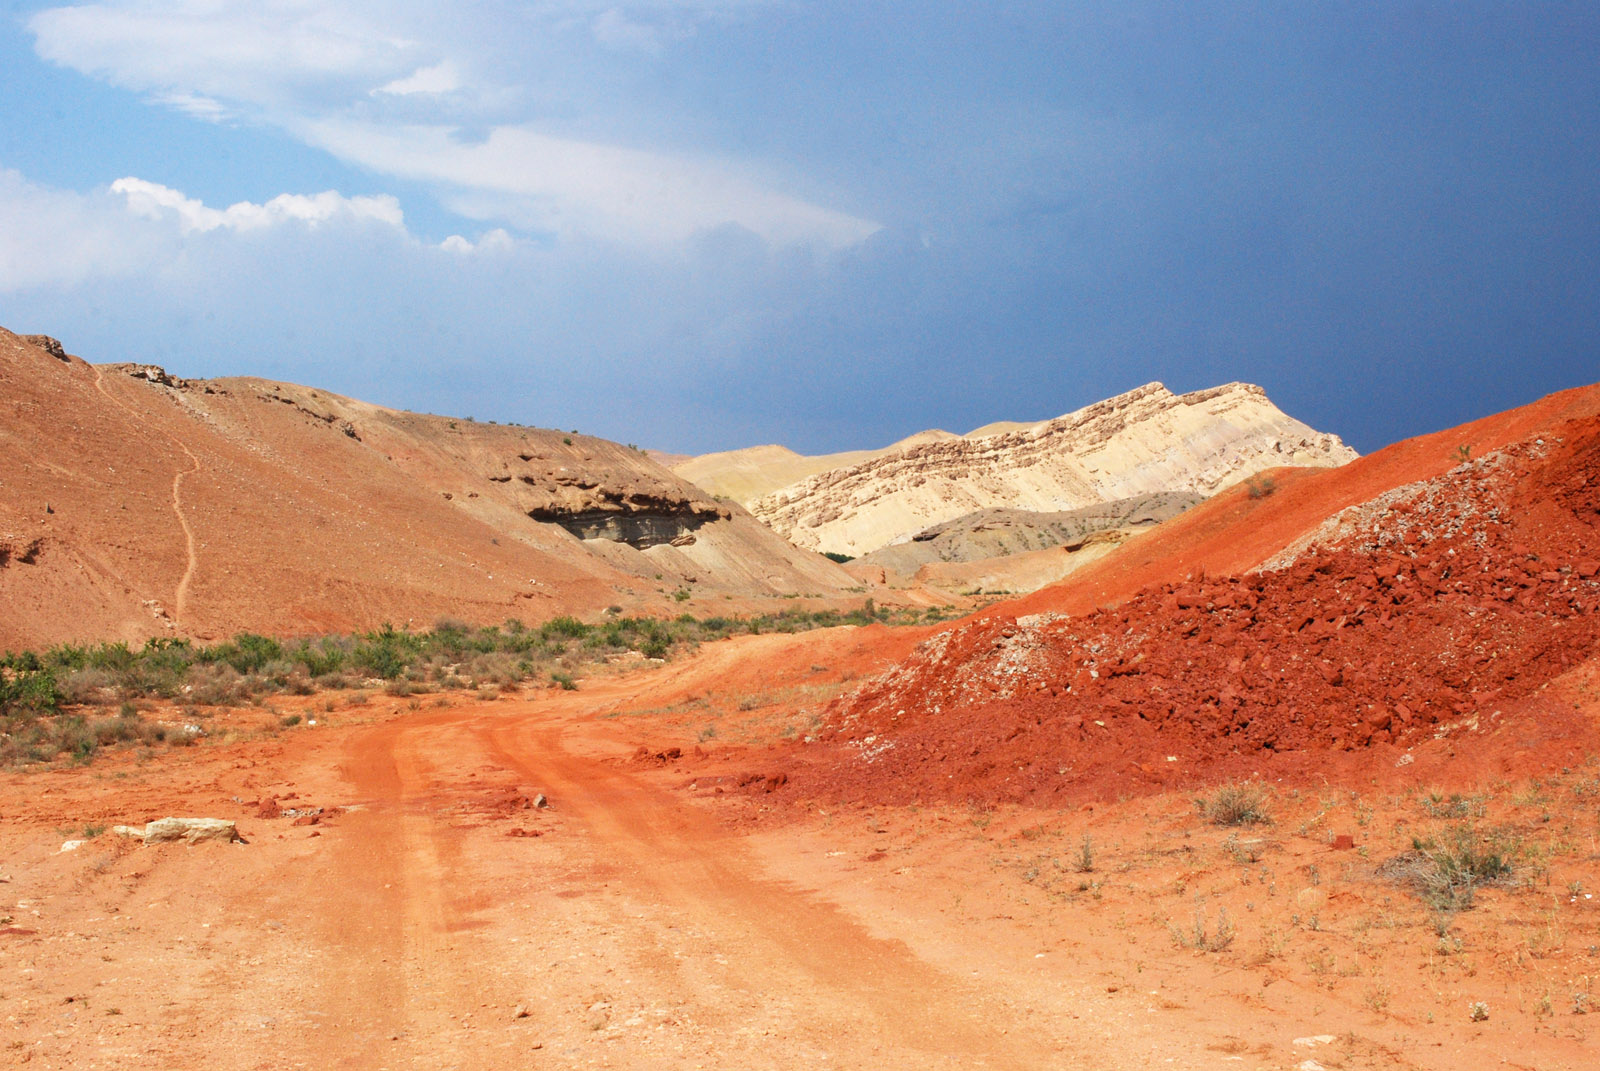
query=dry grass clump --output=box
[1378,824,1519,911]
[1202,782,1272,826]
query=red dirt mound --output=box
[992,382,1600,620]
[789,412,1600,806]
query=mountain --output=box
[0,329,855,649]
[738,382,1356,557]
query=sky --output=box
[0,2,1596,456]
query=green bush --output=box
[0,666,62,721]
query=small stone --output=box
[1331,834,1355,851]
[513,1004,530,1020]
[533,794,549,809]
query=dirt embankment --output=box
[994,382,1600,621]
[787,408,1600,807]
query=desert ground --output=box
[3,627,1598,1070]
[5,344,1600,1068]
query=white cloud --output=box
[148,90,232,122]
[590,9,671,55]
[440,228,516,254]
[302,119,879,249]
[0,168,161,291]
[376,60,461,96]
[0,166,415,293]
[110,177,404,234]
[29,1,416,109]
[28,0,874,252]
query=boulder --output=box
[115,817,240,844]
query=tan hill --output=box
[672,429,961,503]
[854,492,1203,574]
[747,382,1356,556]
[843,492,1203,595]
[0,329,856,649]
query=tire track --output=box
[478,705,1061,1068]
[91,364,203,623]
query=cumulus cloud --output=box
[110,178,405,234]
[0,166,421,293]
[439,228,516,254]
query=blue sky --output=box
[1,2,1596,455]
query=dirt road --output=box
[5,638,1596,1069]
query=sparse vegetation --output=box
[1170,904,1236,952]
[823,551,855,563]
[0,603,945,767]
[1244,474,1277,499]
[1075,834,1095,873]
[1379,823,1519,911]
[1202,782,1271,826]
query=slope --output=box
[0,329,855,650]
[672,429,960,504]
[748,382,1355,557]
[782,383,1600,807]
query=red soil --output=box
[995,382,1600,620]
[788,405,1600,807]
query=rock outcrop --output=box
[749,383,1355,556]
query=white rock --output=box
[116,817,239,844]
[741,382,1356,557]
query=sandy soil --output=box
[4,633,1597,1070]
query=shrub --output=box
[1202,782,1271,826]
[354,624,420,679]
[1244,474,1277,500]
[292,639,347,678]
[541,616,590,641]
[1381,825,1518,911]
[1,666,62,721]
[223,633,285,674]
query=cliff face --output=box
[748,383,1356,557]
[0,328,852,649]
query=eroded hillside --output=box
[747,382,1355,557]
[784,387,1600,806]
[0,329,855,648]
